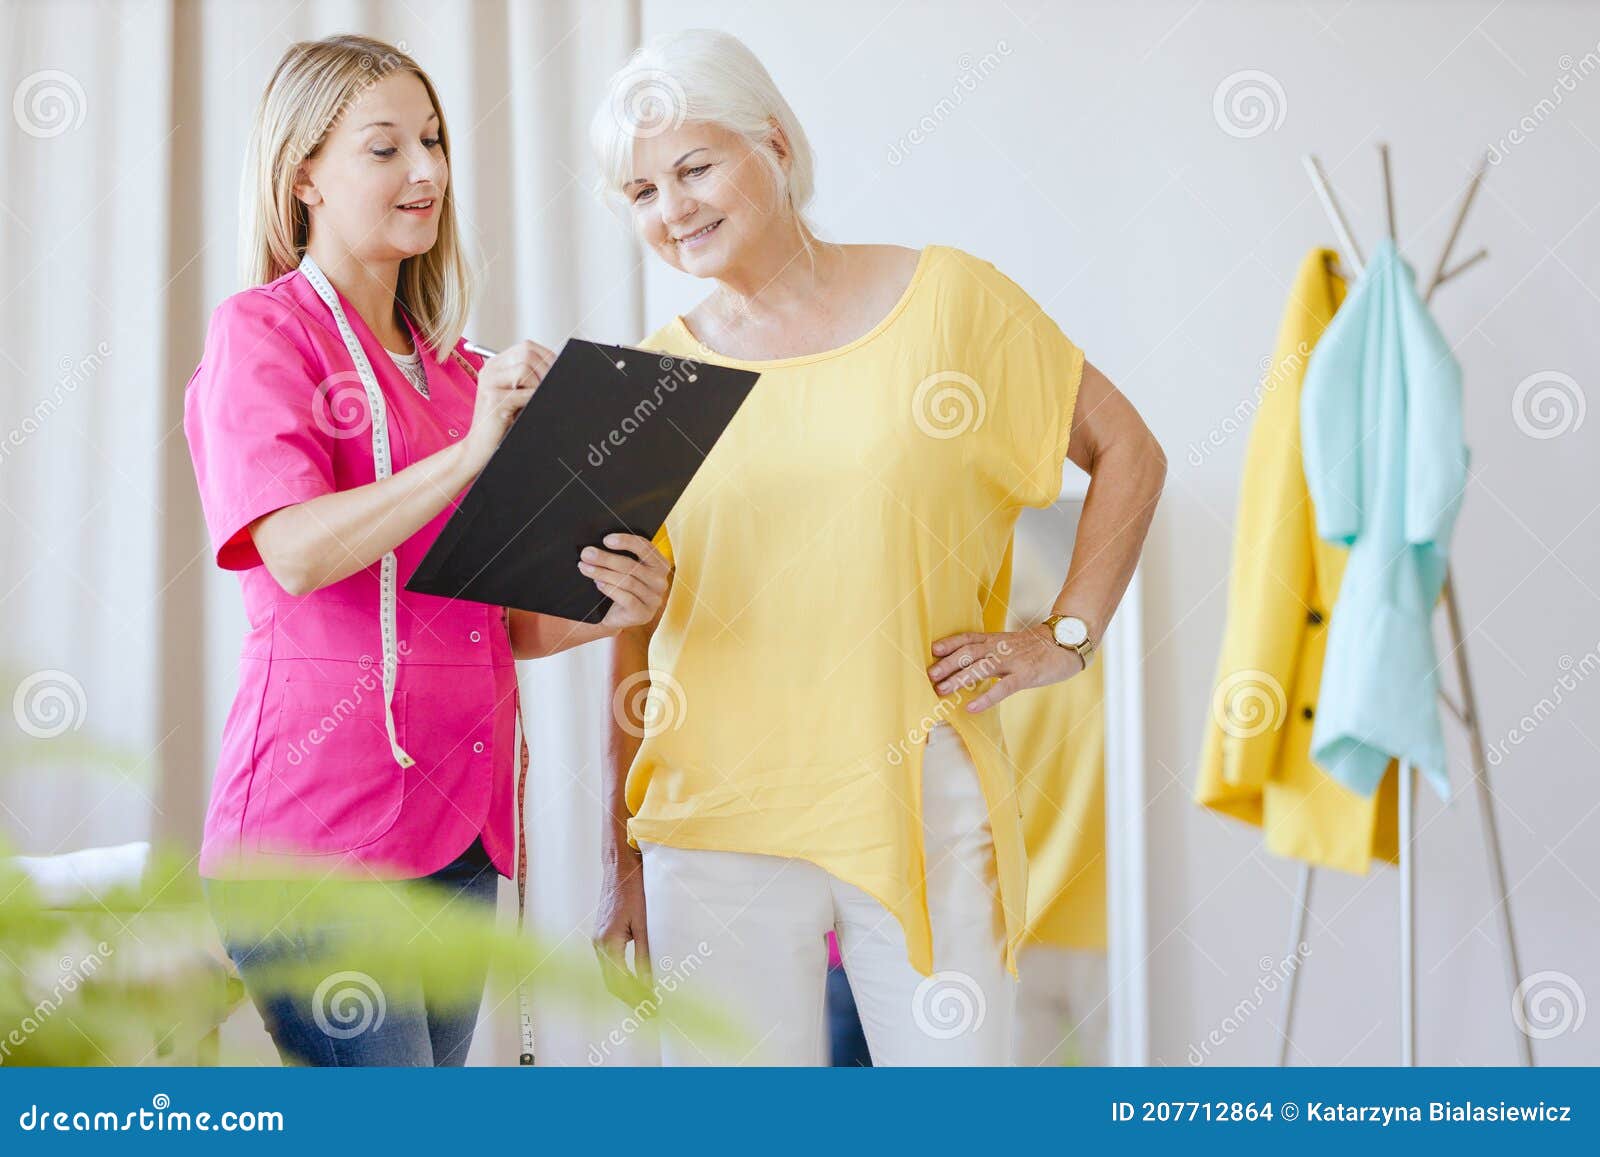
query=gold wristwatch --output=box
[1042,614,1097,668]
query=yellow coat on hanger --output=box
[1194,249,1399,875]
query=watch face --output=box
[1053,617,1088,647]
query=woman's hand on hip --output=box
[580,533,673,632]
[926,625,1085,713]
[593,847,652,1005]
[460,339,556,473]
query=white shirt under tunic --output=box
[387,347,430,399]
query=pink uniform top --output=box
[184,267,519,881]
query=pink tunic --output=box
[184,268,518,881]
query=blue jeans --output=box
[203,836,501,1066]
[826,963,872,1067]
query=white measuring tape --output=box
[468,345,537,1067]
[501,615,535,1067]
[295,266,537,1065]
[299,254,413,770]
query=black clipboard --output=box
[406,338,759,622]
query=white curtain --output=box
[2,0,652,1065]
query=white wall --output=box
[6,0,1594,1069]
[640,0,1600,1065]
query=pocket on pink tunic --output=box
[253,678,408,857]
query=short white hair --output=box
[590,29,815,224]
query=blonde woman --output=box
[590,30,1164,1065]
[186,34,670,1066]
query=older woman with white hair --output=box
[590,29,1164,1066]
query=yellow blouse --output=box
[997,528,1108,951]
[1006,660,1106,951]
[627,245,1085,979]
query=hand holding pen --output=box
[459,339,556,474]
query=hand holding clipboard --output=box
[408,338,760,623]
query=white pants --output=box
[640,722,1015,1066]
[1012,945,1109,1066]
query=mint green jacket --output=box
[1300,239,1470,799]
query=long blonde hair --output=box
[239,34,473,357]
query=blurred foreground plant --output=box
[0,836,740,1066]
